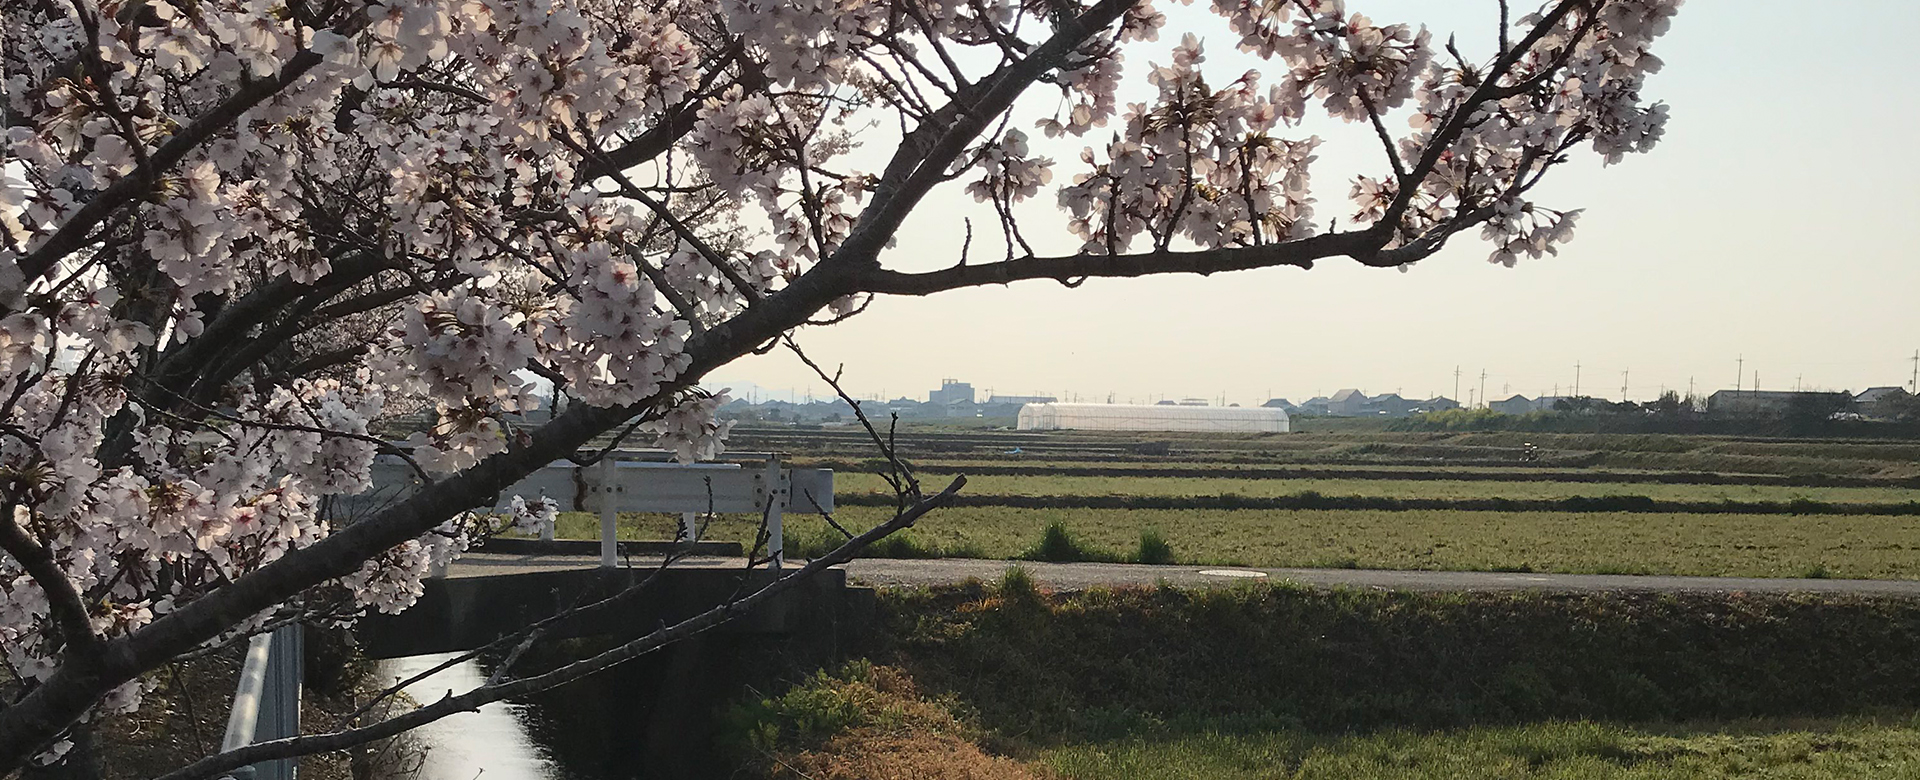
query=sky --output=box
[704,1,1920,407]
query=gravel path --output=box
[447,553,1920,596]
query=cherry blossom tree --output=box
[0,0,1680,772]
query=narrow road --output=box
[447,551,1920,596]
[842,558,1920,596]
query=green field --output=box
[552,505,1920,579]
[832,472,1920,504]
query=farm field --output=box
[551,506,1920,579]
[551,424,1920,580]
[830,471,1920,505]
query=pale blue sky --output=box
[709,1,1920,406]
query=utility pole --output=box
[1479,369,1488,409]
[1454,366,1461,403]
[1911,350,1918,393]
[1736,355,1743,393]
[1574,362,1582,398]
[1621,369,1629,402]
[1688,376,1695,398]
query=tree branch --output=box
[149,477,966,780]
[855,230,1374,295]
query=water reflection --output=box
[381,654,566,780]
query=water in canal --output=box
[380,654,571,780]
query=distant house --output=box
[1327,389,1368,416]
[1414,396,1461,413]
[1855,387,1911,420]
[1490,394,1535,415]
[1706,389,1852,418]
[1533,396,1575,412]
[1262,398,1296,411]
[1297,396,1332,416]
[1363,393,1415,416]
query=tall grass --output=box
[1133,528,1174,565]
[1020,521,1117,563]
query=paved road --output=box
[446,552,1920,596]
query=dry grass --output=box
[735,664,1037,780]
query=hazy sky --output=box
[706,1,1920,407]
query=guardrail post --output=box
[764,455,785,570]
[679,512,700,543]
[598,458,617,568]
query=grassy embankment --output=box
[728,575,1920,779]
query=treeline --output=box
[1391,407,1920,438]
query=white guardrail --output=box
[344,449,833,569]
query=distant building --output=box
[1327,389,1368,416]
[1176,398,1210,406]
[928,379,975,405]
[1262,398,1296,411]
[1415,396,1461,413]
[1018,403,1289,433]
[1297,396,1332,416]
[1533,396,1575,412]
[1855,387,1911,420]
[1363,393,1414,416]
[1706,389,1852,418]
[1490,394,1535,415]
[986,394,1056,405]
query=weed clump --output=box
[1134,528,1175,565]
[1020,521,1114,562]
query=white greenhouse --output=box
[1015,403,1290,433]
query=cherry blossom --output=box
[0,0,1682,768]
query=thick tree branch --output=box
[0,512,98,655]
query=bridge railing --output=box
[221,624,303,780]
[344,449,833,570]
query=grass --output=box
[1020,521,1116,562]
[1133,528,1174,565]
[1039,718,1920,779]
[548,505,1920,578]
[832,471,1920,504]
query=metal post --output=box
[764,455,785,570]
[598,458,617,568]
[679,512,700,543]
